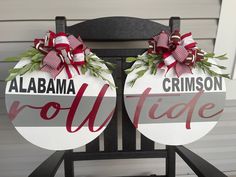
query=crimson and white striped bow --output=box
[34,31,89,79]
[148,31,205,77]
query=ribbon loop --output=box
[43,51,61,69]
[162,52,176,67]
[181,32,197,49]
[184,51,195,66]
[44,31,56,48]
[170,30,181,45]
[196,49,205,62]
[149,31,200,77]
[55,32,70,51]
[34,39,48,54]
[68,35,85,50]
[156,31,169,51]
[73,48,85,64]
[148,39,157,54]
[34,31,88,79]
[41,51,63,78]
[172,45,189,63]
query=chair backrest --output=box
[55,16,180,152]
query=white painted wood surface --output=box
[0,0,236,176]
[214,0,236,100]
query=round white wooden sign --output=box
[124,53,226,145]
[5,56,116,150]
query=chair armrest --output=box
[175,146,227,177]
[28,151,65,177]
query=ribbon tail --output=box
[64,64,73,79]
[156,62,167,75]
[164,62,177,76]
[157,61,176,77]
[157,61,165,69]
[175,62,192,77]
[68,35,85,50]
[72,64,80,75]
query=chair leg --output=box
[166,146,176,177]
[64,150,74,177]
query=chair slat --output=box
[141,135,155,151]
[122,59,136,151]
[103,114,118,152]
[86,137,100,152]
[103,59,121,152]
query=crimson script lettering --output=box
[8,83,114,133]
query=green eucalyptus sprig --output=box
[5,49,44,81]
[195,53,230,79]
[4,48,41,62]
[203,53,228,60]
[125,53,162,86]
[125,52,230,87]
[81,53,116,88]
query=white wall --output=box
[0,0,236,177]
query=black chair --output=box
[29,16,227,177]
